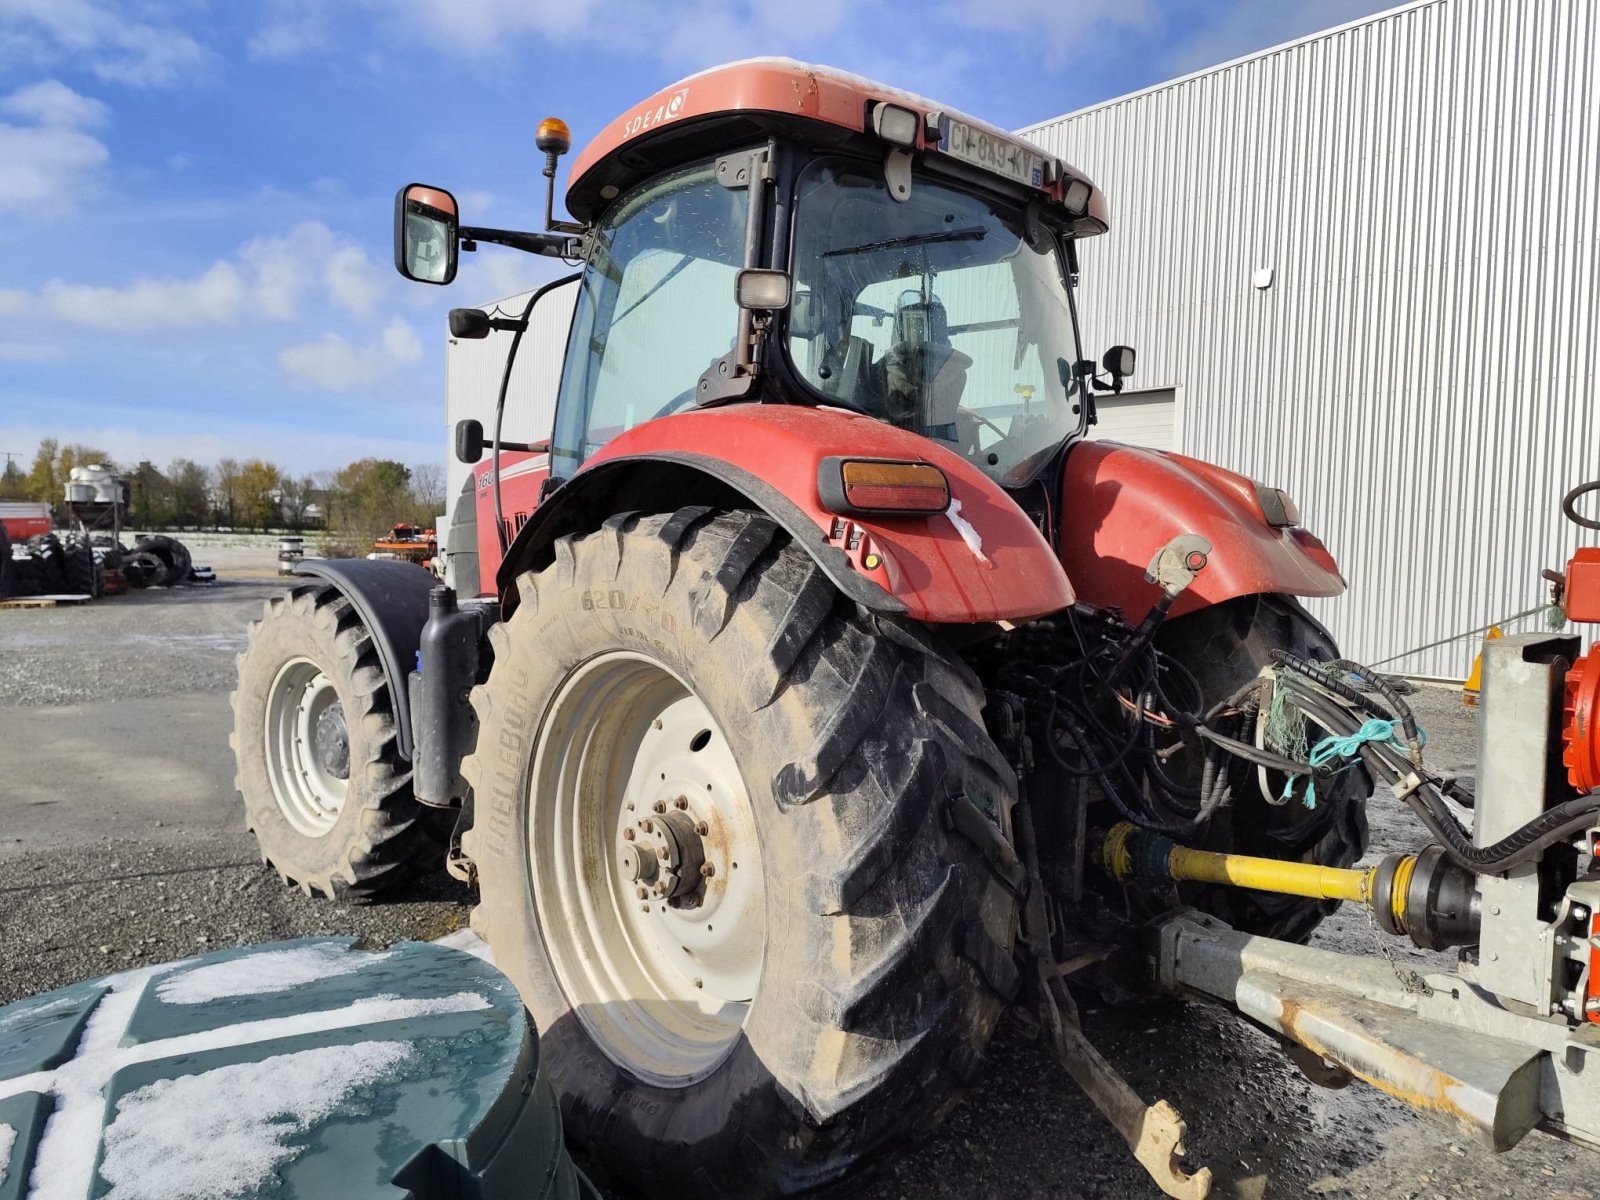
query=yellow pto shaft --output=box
[1098,822,1421,932]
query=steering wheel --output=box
[1564,481,1600,531]
[962,407,1010,440]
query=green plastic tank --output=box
[0,937,597,1200]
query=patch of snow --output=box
[944,498,991,565]
[156,942,391,1005]
[0,1122,14,1186]
[16,975,491,1200]
[98,1041,414,1200]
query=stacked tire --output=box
[61,536,98,597]
[27,534,66,594]
[134,535,193,587]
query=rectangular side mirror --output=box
[1104,344,1135,379]
[455,419,485,464]
[395,184,459,285]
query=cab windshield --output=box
[787,160,1085,486]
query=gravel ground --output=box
[1,577,1592,1199]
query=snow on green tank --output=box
[0,937,597,1200]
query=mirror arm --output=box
[459,225,581,258]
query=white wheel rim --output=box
[264,657,348,836]
[529,651,765,1087]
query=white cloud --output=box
[325,245,386,319]
[279,317,423,391]
[39,263,248,331]
[0,78,108,127]
[0,79,109,210]
[939,0,1157,62]
[246,0,332,61]
[0,0,209,87]
[16,222,389,330]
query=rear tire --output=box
[230,583,443,898]
[1156,593,1370,942]
[463,510,1020,1198]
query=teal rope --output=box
[1282,718,1425,808]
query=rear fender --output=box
[290,558,436,759]
[497,405,1073,624]
[1059,440,1344,620]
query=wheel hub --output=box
[313,703,350,781]
[626,804,709,902]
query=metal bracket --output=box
[884,147,912,202]
[715,146,773,190]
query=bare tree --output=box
[409,462,445,524]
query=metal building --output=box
[449,0,1596,676]
[1022,0,1600,677]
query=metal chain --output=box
[1363,904,1434,996]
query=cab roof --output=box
[565,58,1108,232]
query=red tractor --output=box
[235,60,1377,1196]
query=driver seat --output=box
[879,296,972,441]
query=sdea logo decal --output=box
[623,88,690,138]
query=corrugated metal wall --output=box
[1022,0,1600,677]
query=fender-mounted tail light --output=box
[819,457,950,515]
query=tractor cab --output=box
[395,59,1134,494]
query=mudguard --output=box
[498,405,1074,625]
[1059,440,1344,620]
[291,557,436,759]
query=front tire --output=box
[231,583,442,898]
[463,510,1020,1197]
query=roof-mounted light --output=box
[535,117,571,156]
[870,102,920,148]
[1063,177,1092,217]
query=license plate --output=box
[940,118,1046,189]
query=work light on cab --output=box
[819,458,951,515]
[870,102,920,147]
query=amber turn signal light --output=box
[820,458,951,515]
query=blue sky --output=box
[0,0,1399,476]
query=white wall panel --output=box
[444,281,579,504]
[1022,0,1600,677]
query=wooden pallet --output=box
[0,593,93,608]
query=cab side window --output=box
[551,162,749,475]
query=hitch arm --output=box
[1042,989,1212,1200]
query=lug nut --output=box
[700,863,716,878]
[653,800,668,814]
[635,886,647,900]
[654,881,667,896]
[674,796,689,810]
[640,903,651,913]
[640,819,653,833]
[622,828,635,841]
[694,820,709,836]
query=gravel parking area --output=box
[1,579,1591,1199]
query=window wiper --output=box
[822,226,987,258]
